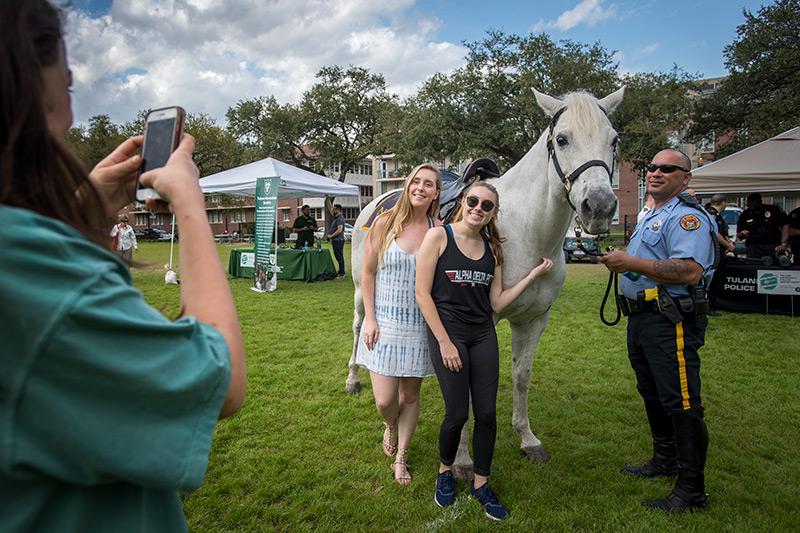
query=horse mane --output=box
[558,91,608,137]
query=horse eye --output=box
[556,134,568,147]
[611,136,619,148]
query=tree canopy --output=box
[689,0,800,156]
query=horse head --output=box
[534,88,624,235]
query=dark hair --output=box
[301,204,310,209]
[334,204,342,210]
[0,0,109,246]
[746,192,762,203]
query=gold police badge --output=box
[679,214,701,231]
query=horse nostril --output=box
[581,198,591,215]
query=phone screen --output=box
[141,117,177,173]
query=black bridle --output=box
[546,104,622,326]
[545,105,617,212]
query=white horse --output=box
[346,88,623,471]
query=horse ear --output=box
[598,87,625,115]
[534,89,564,117]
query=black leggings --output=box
[428,321,498,477]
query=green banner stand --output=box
[252,177,280,292]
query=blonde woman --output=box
[416,182,553,520]
[356,163,441,485]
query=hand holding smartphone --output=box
[136,106,186,202]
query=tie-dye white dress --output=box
[355,239,434,377]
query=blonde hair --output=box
[461,181,506,265]
[373,163,441,264]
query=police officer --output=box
[736,192,787,260]
[779,206,800,266]
[599,149,717,513]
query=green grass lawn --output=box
[132,242,800,532]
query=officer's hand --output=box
[597,250,631,273]
[738,230,750,239]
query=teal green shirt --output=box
[0,206,231,532]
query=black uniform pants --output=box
[428,321,498,477]
[627,312,705,416]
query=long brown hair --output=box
[0,0,110,246]
[374,163,441,263]
[461,181,506,265]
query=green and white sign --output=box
[253,177,279,292]
[757,269,800,295]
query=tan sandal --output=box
[391,448,411,485]
[382,421,398,456]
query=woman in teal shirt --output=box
[0,1,247,531]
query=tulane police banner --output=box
[711,262,800,316]
[252,177,279,293]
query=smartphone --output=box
[135,106,186,201]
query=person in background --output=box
[356,163,441,485]
[706,194,735,254]
[326,199,346,278]
[778,206,800,266]
[736,192,787,259]
[637,193,655,225]
[416,182,553,521]
[599,149,716,514]
[110,214,137,261]
[0,2,246,530]
[292,204,317,249]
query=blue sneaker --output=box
[434,471,456,508]
[470,481,509,521]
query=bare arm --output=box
[598,251,703,285]
[489,258,554,313]
[415,228,462,372]
[360,218,385,350]
[139,135,246,419]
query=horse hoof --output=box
[451,464,474,480]
[344,382,361,394]
[521,445,551,463]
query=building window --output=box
[311,208,323,220]
[231,210,245,223]
[208,210,222,224]
[359,185,373,197]
[343,207,360,220]
[134,214,148,226]
[152,213,164,226]
[282,210,290,222]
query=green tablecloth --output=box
[228,247,337,282]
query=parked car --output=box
[135,227,173,241]
[563,229,600,263]
[721,206,742,242]
[314,222,354,241]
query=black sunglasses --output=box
[465,195,495,212]
[646,163,689,174]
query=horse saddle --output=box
[361,157,500,229]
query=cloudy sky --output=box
[64,0,768,125]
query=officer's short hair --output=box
[710,194,726,205]
[747,192,762,203]
[334,204,343,210]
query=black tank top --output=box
[430,225,495,325]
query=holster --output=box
[656,284,683,325]
[691,285,709,330]
[617,294,631,317]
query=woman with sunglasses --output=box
[355,163,441,485]
[415,182,553,521]
[0,2,245,530]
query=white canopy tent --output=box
[199,157,360,198]
[690,127,800,194]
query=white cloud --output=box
[529,0,617,33]
[64,0,466,125]
[639,43,658,56]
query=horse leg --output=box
[510,314,551,462]
[345,286,363,394]
[451,403,475,480]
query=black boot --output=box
[645,409,709,513]
[623,399,678,478]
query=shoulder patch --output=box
[679,214,701,231]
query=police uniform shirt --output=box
[787,207,800,259]
[620,194,717,300]
[737,204,787,245]
[707,206,728,239]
